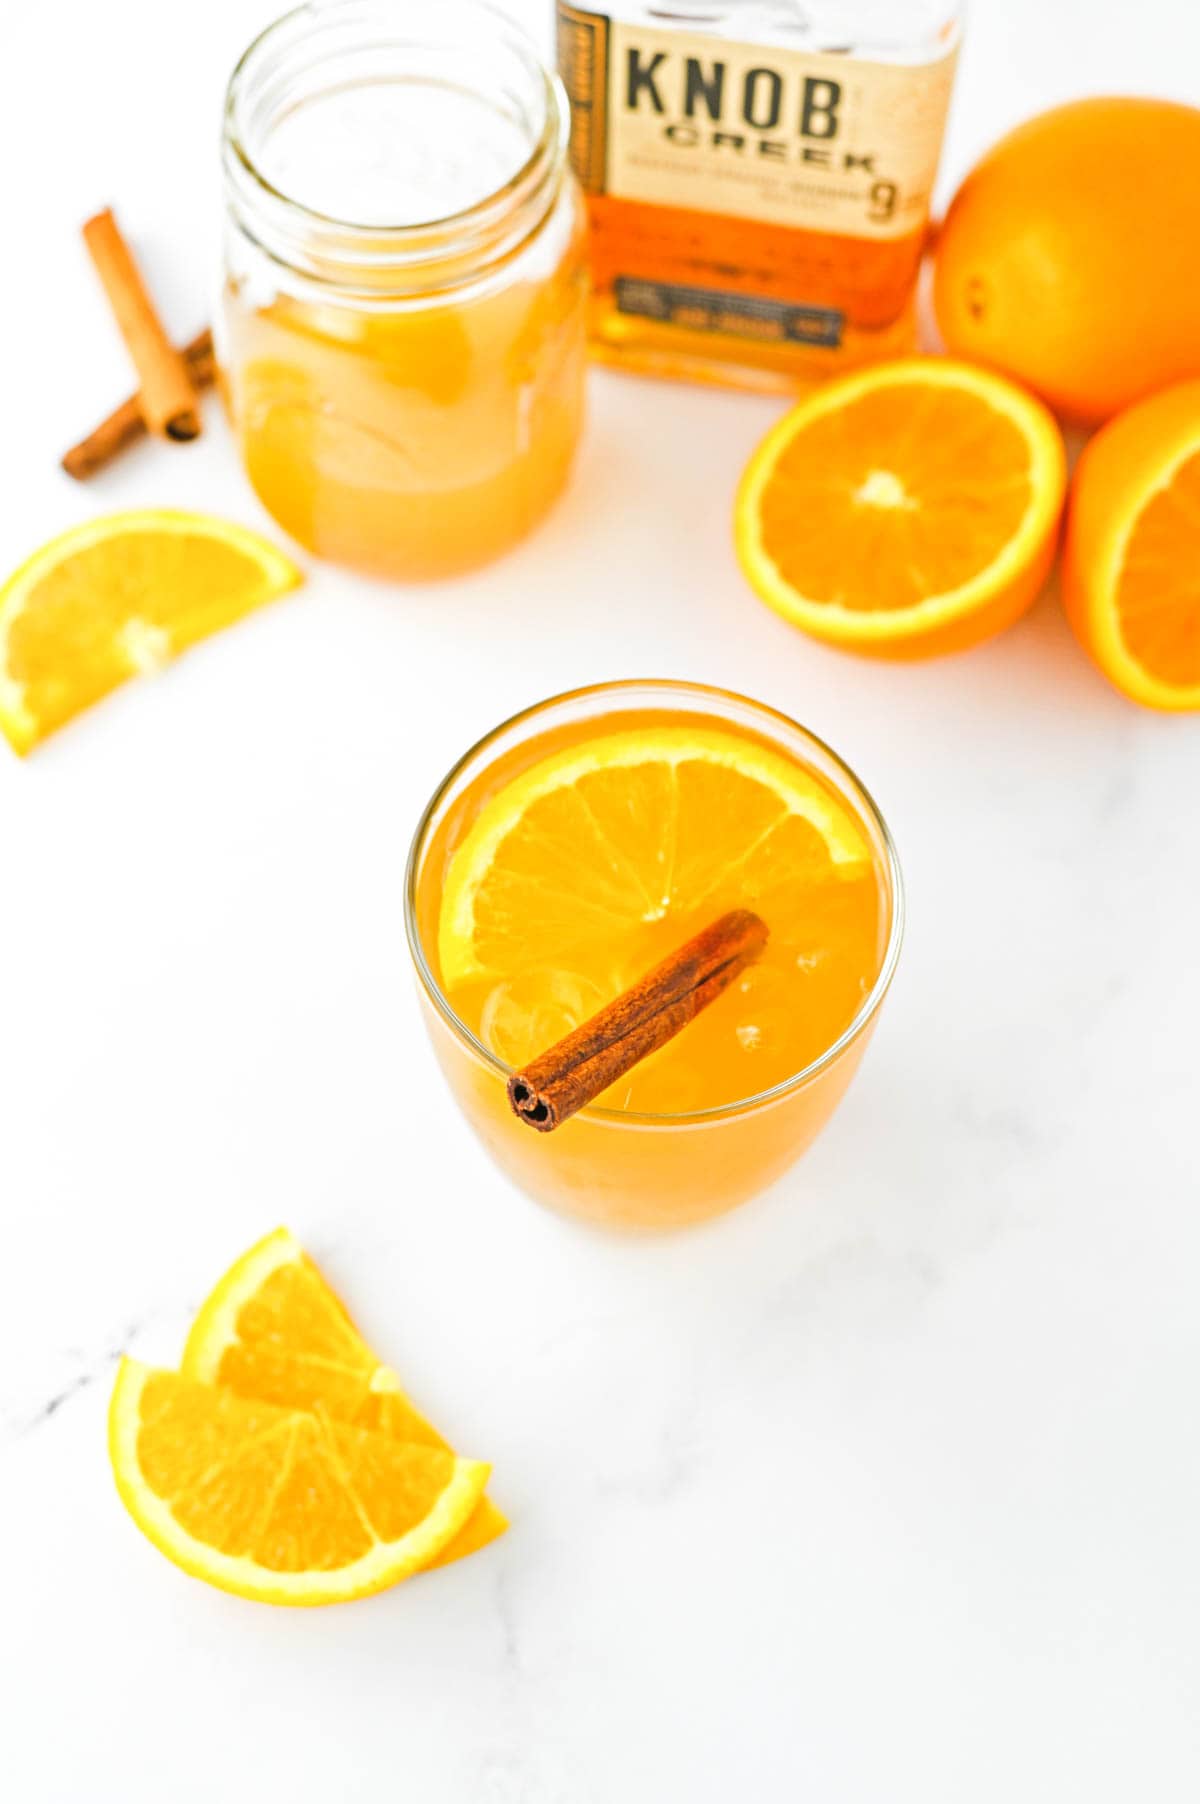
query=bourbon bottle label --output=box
[557,3,958,243]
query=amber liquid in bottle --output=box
[558,0,962,392]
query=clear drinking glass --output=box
[405,681,904,1230]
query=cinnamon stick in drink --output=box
[507,909,768,1133]
[62,329,215,479]
[81,208,202,442]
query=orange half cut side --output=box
[734,357,1067,660]
[1063,378,1200,709]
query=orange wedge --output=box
[109,1361,489,1606]
[1062,378,1200,710]
[182,1228,506,1569]
[0,510,300,753]
[734,358,1067,659]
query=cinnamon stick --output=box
[507,909,768,1133]
[81,208,201,442]
[62,329,215,479]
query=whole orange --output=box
[933,99,1200,425]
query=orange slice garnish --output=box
[435,722,879,1112]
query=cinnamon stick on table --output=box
[62,329,215,480]
[507,909,768,1133]
[81,207,202,442]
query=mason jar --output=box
[219,0,589,580]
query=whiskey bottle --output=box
[557,0,963,390]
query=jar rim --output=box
[222,0,569,294]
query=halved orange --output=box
[0,510,301,753]
[1062,377,1200,710]
[182,1228,506,1568]
[734,357,1067,659]
[109,1361,489,1606]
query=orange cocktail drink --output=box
[406,682,903,1230]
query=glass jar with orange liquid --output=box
[219,2,588,580]
[406,682,903,1230]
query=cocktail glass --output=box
[405,680,903,1230]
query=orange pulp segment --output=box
[182,1227,506,1568]
[109,1361,489,1606]
[734,357,1067,659]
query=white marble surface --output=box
[3,2,1200,1798]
